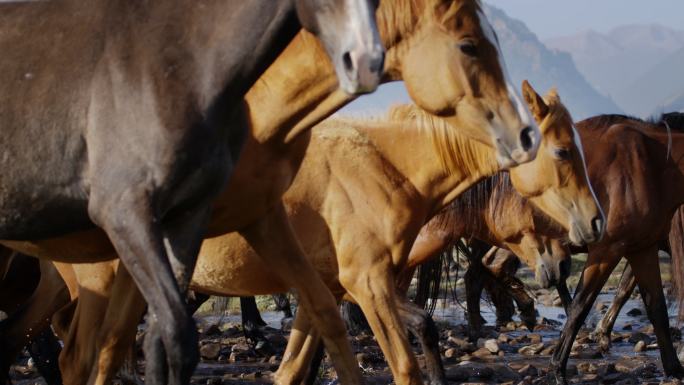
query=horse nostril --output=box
[370,51,385,75]
[591,216,604,236]
[520,126,535,152]
[342,52,354,74]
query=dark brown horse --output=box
[550,112,684,384]
[0,1,384,384]
[398,171,571,339]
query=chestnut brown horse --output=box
[0,1,384,383]
[2,2,539,384]
[549,112,684,384]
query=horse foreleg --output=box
[239,202,361,384]
[276,305,323,385]
[396,298,446,385]
[549,248,620,385]
[592,264,636,352]
[240,296,271,352]
[341,264,422,385]
[503,275,536,331]
[627,247,684,378]
[464,258,487,341]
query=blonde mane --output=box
[386,104,493,175]
[376,0,483,47]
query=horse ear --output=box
[522,80,549,123]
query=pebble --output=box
[485,339,500,353]
[518,343,544,356]
[629,331,653,345]
[626,308,643,317]
[517,364,538,377]
[634,340,647,352]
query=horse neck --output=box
[245,0,422,144]
[138,1,300,114]
[353,120,500,215]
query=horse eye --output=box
[555,148,571,160]
[459,42,478,57]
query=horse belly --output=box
[190,233,288,296]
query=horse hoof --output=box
[545,370,568,385]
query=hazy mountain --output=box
[622,46,684,116]
[545,25,684,116]
[342,4,622,120]
[483,5,623,120]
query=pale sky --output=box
[486,0,684,39]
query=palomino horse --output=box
[0,1,383,383]
[397,172,571,340]
[549,113,684,384]
[2,2,538,384]
[66,81,601,385]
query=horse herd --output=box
[0,1,682,384]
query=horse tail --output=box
[415,251,444,315]
[668,205,684,322]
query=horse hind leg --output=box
[592,264,636,352]
[396,298,447,385]
[239,202,361,384]
[549,248,621,385]
[89,263,147,385]
[626,247,684,378]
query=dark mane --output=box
[658,112,684,132]
[434,172,518,235]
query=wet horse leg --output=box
[626,247,684,377]
[502,275,536,330]
[340,262,423,385]
[592,264,636,352]
[0,259,70,384]
[483,277,516,326]
[239,202,361,384]
[240,296,271,352]
[464,256,488,341]
[549,247,621,385]
[273,293,293,318]
[396,298,446,385]
[27,327,63,385]
[276,305,324,384]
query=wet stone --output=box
[484,339,500,353]
[472,347,494,359]
[626,308,643,317]
[518,343,544,356]
[517,364,538,377]
[629,331,653,345]
[634,340,647,352]
[444,348,458,358]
